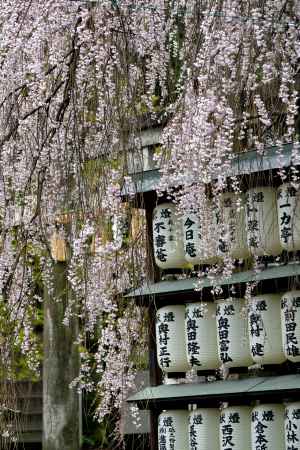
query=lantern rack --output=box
[126,262,300,304]
[122,142,296,199]
[124,140,300,450]
[127,374,300,410]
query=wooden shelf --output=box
[126,262,300,302]
[122,143,296,197]
[127,374,300,410]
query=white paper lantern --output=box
[277,184,300,252]
[281,290,300,362]
[182,209,218,265]
[248,294,286,364]
[216,298,252,368]
[189,408,219,450]
[153,203,186,269]
[220,406,252,450]
[156,305,191,373]
[218,192,250,260]
[246,187,282,256]
[251,404,285,450]
[285,402,300,450]
[158,410,189,450]
[185,302,219,371]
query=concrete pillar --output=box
[43,262,81,450]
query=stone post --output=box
[43,262,81,450]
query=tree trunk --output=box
[43,262,81,450]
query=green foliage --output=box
[82,394,119,450]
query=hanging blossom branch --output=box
[0,0,168,437]
[156,0,300,289]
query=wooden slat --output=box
[127,374,300,409]
[126,263,300,301]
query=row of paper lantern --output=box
[155,291,300,373]
[152,184,300,268]
[158,403,300,450]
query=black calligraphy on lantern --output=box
[186,310,200,366]
[154,222,166,233]
[229,412,240,424]
[157,312,174,368]
[158,424,167,450]
[252,409,274,450]
[247,219,259,232]
[189,413,203,450]
[250,300,268,359]
[220,411,240,450]
[249,312,263,337]
[282,295,300,359]
[155,234,166,248]
[246,191,265,249]
[217,305,233,364]
[161,208,172,219]
[159,416,176,450]
[277,186,298,246]
[153,206,175,265]
[286,407,300,450]
[183,214,200,260]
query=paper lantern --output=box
[220,406,252,450]
[248,294,285,364]
[189,408,219,450]
[285,402,300,450]
[182,209,218,265]
[281,290,300,362]
[246,187,282,256]
[277,184,300,251]
[185,302,219,371]
[156,305,191,373]
[218,192,250,260]
[251,404,285,450]
[153,203,186,269]
[158,410,189,450]
[216,298,252,368]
